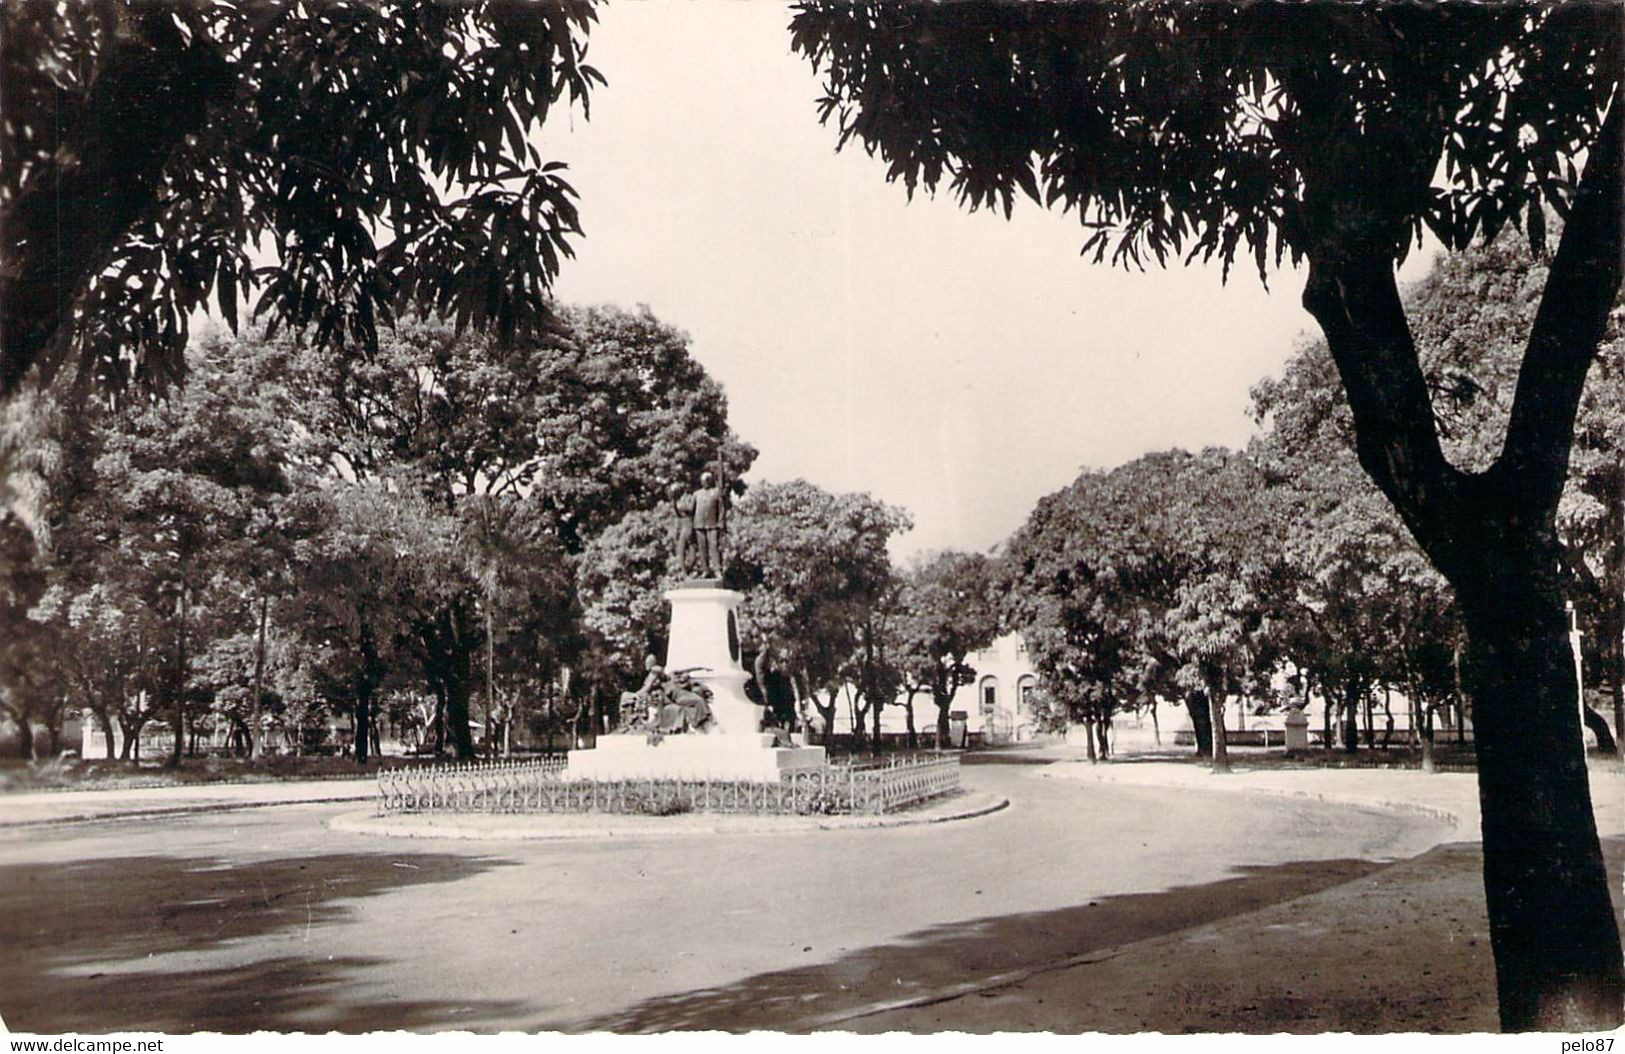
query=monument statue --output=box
[691,469,728,578]
[618,653,715,737]
[669,483,697,577]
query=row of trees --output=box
[2,301,1014,763]
[1003,231,1623,775]
[1,305,755,762]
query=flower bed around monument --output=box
[376,753,961,816]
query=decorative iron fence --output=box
[376,752,960,816]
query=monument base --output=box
[566,734,828,782]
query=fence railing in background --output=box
[376,752,960,816]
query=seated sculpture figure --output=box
[617,654,714,736]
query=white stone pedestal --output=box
[1284,708,1310,752]
[566,732,827,781]
[566,582,827,781]
[664,584,759,736]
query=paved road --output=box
[0,759,1451,1034]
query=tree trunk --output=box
[484,604,497,760]
[904,697,918,749]
[1205,686,1231,775]
[1149,698,1160,746]
[168,587,187,768]
[1322,679,1334,752]
[1341,678,1361,754]
[97,710,116,760]
[445,665,476,760]
[13,710,34,760]
[1182,693,1212,758]
[1581,704,1618,756]
[1095,711,1110,759]
[1460,598,1624,1029]
[1083,707,1097,763]
[1453,633,1468,744]
[354,689,371,766]
[250,593,268,759]
[47,706,61,756]
[935,694,953,747]
[1611,462,1624,746]
[432,683,446,756]
[1419,700,1436,775]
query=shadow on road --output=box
[574,855,1388,1033]
[0,851,520,1032]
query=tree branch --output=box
[1302,245,1468,573]
[1497,93,1624,514]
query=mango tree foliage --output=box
[284,308,751,757]
[1007,448,1284,773]
[1251,361,1460,757]
[43,342,299,765]
[726,479,910,740]
[894,551,1001,747]
[1,0,601,396]
[790,1,1623,1026]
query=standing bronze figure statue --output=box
[668,454,733,579]
[691,469,727,578]
[669,483,697,576]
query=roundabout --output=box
[0,757,1490,1033]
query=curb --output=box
[1039,764,1472,837]
[329,792,1010,841]
[0,793,378,830]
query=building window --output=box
[1018,676,1036,710]
[981,679,998,716]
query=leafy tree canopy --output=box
[791,1,1616,274]
[2,0,601,395]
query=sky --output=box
[543,1,1435,560]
